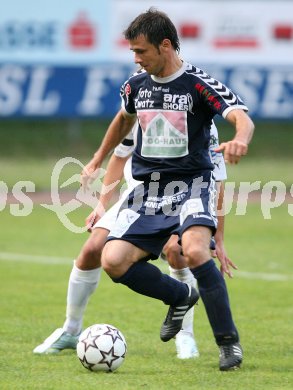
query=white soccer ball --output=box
[77,324,127,372]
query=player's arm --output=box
[215,109,254,164]
[213,181,237,278]
[99,154,129,209]
[81,110,136,189]
[86,153,130,230]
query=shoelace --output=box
[220,345,234,358]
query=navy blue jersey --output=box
[120,62,248,181]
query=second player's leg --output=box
[63,228,110,335]
[33,228,109,354]
[163,235,199,359]
[76,227,110,270]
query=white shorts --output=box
[92,187,135,231]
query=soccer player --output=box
[81,9,254,371]
[33,121,230,360]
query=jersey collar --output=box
[151,61,188,84]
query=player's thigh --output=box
[181,225,212,267]
[102,239,150,278]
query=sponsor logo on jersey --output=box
[135,88,155,109]
[135,99,154,109]
[195,83,221,110]
[144,192,187,209]
[138,110,188,158]
[163,93,193,112]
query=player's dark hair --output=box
[124,8,180,53]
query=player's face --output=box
[129,34,166,77]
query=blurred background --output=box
[0,0,292,205]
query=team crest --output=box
[124,83,131,96]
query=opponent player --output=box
[81,9,254,371]
[33,122,231,360]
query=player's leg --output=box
[102,233,199,342]
[33,228,108,354]
[33,197,124,354]
[62,227,109,335]
[182,225,242,371]
[163,235,199,359]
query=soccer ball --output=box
[77,324,127,372]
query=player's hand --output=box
[214,140,248,164]
[212,240,237,278]
[81,160,101,191]
[85,203,106,233]
[85,210,98,233]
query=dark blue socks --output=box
[191,259,239,345]
[112,260,189,306]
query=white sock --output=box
[169,266,197,335]
[63,261,102,336]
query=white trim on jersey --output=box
[114,131,134,158]
[222,105,248,119]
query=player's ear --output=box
[160,39,172,51]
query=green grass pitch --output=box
[0,201,292,390]
[0,119,292,388]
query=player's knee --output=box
[163,240,179,259]
[183,244,210,267]
[77,238,103,269]
[163,241,186,268]
[85,240,100,256]
[101,245,124,278]
[84,242,102,261]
